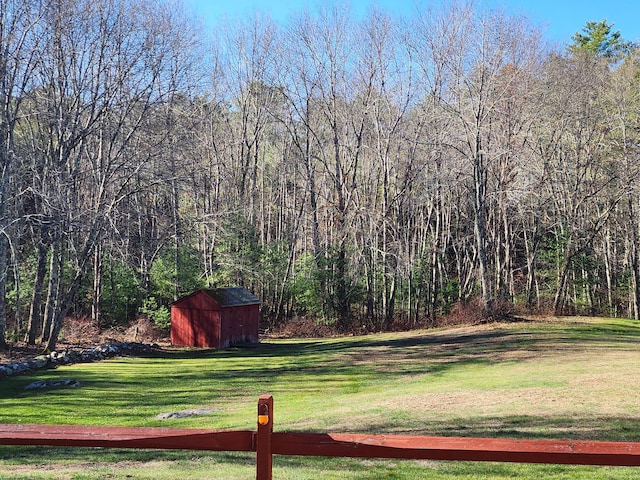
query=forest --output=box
[1,0,640,350]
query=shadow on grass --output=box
[271,454,637,480]
[132,319,640,384]
[354,414,640,442]
[1,320,639,444]
[60,317,637,376]
[2,319,639,414]
[0,445,254,466]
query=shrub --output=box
[140,297,171,330]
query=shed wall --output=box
[219,304,260,348]
[170,306,221,348]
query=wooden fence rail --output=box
[1,394,639,480]
[0,424,254,452]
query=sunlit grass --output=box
[1,317,639,478]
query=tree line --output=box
[1,0,639,350]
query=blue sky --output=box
[186,0,640,48]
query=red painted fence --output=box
[1,394,639,480]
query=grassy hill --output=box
[0,316,639,479]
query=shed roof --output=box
[201,287,261,306]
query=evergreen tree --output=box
[569,20,635,59]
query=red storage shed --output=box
[170,287,261,348]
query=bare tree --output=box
[409,2,546,314]
[16,0,200,350]
[408,2,469,321]
[531,54,621,315]
[602,52,640,318]
[0,0,45,347]
[281,6,362,328]
[352,9,418,327]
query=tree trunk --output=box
[0,233,7,349]
[628,192,640,320]
[554,256,572,315]
[41,234,63,344]
[473,149,491,308]
[92,243,103,329]
[429,201,442,326]
[0,125,9,348]
[523,221,541,310]
[603,229,614,316]
[46,225,103,351]
[25,242,48,344]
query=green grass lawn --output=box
[1,316,639,478]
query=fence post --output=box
[256,394,273,480]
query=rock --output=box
[28,356,50,369]
[25,379,81,390]
[9,363,27,374]
[156,408,215,420]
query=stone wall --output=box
[0,343,155,379]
